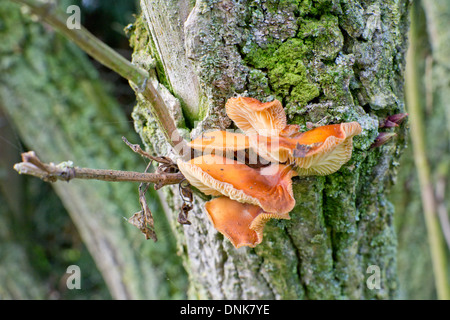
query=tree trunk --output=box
[132,0,410,299]
[0,1,186,299]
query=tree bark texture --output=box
[132,0,411,299]
[0,1,187,299]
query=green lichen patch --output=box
[246,68,272,97]
[339,0,365,38]
[244,38,320,113]
[297,0,342,17]
[241,9,357,117]
[307,54,355,106]
[259,0,302,13]
[297,14,343,61]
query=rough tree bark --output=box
[130,0,411,299]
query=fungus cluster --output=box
[178,97,362,248]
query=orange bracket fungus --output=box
[269,122,362,176]
[225,96,287,136]
[188,130,249,155]
[178,96,362,248]
[205,197,280,248]
[177,154,296,215]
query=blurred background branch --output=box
[405,0,449,299]
[393,0,450,299]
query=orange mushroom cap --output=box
[179,95,363,248]
[225,97,287,137]
[247,134,292,163]
[247,122,362,175]
[289,122,362,175]
[205,197,289,248]
[177,154,297,215]
[189,130,249,152]
[280,124,301,137]
[244,124,301,163]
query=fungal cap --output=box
[246,124,301,163]
[177,154,296,215]
[247,134,292,163]
[189,130,249,152]
[280,124,301,137]
[247,122,362,170]
[290,122,362,175]
[225,96,287,137]
[205,197,289,248]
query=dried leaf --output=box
[128,182,158,241]
[178,202,193,225]
[128,210,157,241]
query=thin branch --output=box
[436,177,450,252]
[140,81,189,155]
[14,151,185,186]
[406,2,450,300]
[122,136,174,167]
[10,0,189,155]
[13,0,148,86]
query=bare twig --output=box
[122,137,195,224]
[122,136,176,168]
[13,146,197,239]
[122,137,180,189]
[14,151,184,186]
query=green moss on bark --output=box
[244,38,320,110]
